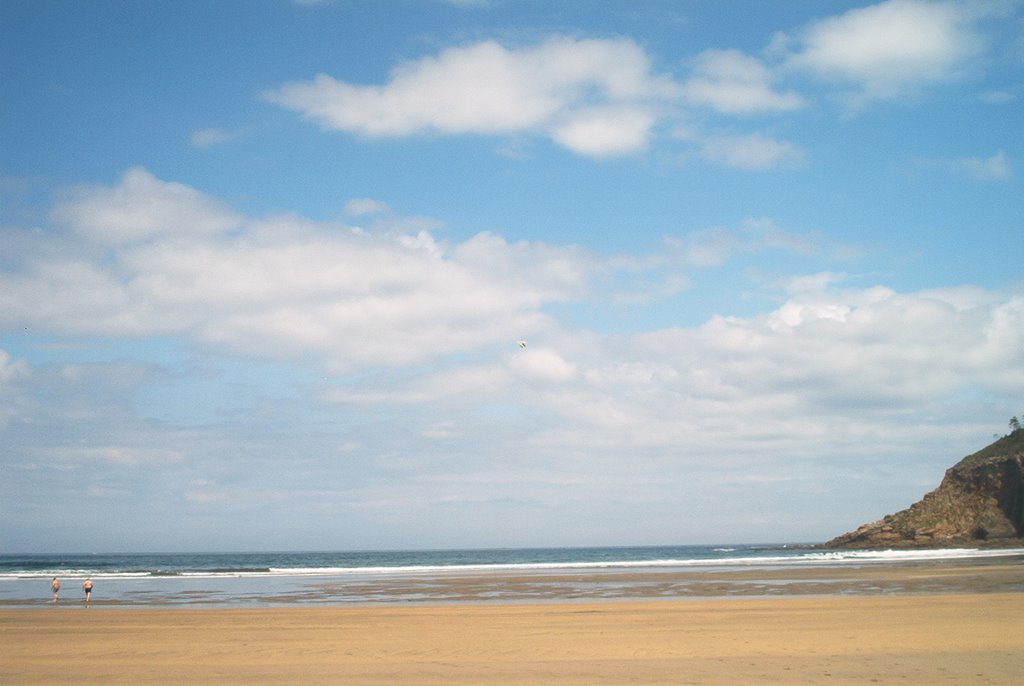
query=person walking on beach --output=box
[82,578,93,607]
[51,577,60,605]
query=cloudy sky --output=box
[2,0,1022,553]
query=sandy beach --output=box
[3,592,1023,685]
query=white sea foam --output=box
[185,547,1024,578]
[3,547,1022,580]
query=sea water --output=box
[3,544,1021,607]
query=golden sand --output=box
[3,593,1023,684]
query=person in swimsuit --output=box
[82,578,93,606]
[51,577,60,605]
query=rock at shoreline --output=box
[824,430,1024,548]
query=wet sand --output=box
[3,590,1023,684]
[309,558,1024,603]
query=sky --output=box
[2,0,1022,553]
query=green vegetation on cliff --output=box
[956,428,1024,469]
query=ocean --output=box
[3,545,1022,607]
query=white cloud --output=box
[550,107,655,157]
[784,271,849,295]
[269,15,1009,164]
[785,0,988,105]
[510,347,577,383]
[49,444,182,467]
[665,227,744,268]
[329,278,1022,463]
[345,198,391,216]
[957,150,1012,180]
[267,3,1003,166]
[4,169,588,369]
[19,189,838,368]
[699,133,806,170]
[0,349,30,384]
[913,149,1014,180]
[663,218,821,268]
[264,36,679,157]
[7,171,1023,439]
[0,349,29,431]
[49,167,243,245]
[17,172,1014,432]
[682,49,804,114]
[551,282,1024,453]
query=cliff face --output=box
[825,430,1024,548]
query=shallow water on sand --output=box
[3,545,1022,607]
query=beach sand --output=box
[3,592,1023,684]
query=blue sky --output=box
[2,0,1022,553]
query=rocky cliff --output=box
[825,429,1024,548]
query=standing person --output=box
[82,578,93,607]
[51,577,60,605]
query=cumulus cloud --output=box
[784,0,989,105]
[262,4,1014,166]
[0,171,869,373]
[549,107,656,157]
[510,347,578,383]
[49,167,244,245]
[532,281,1024,455]
[6,170,1023,439]
[264,36,678,157]
[682,49,804,114]
[315,274,1023,467]
[263,35,811,162]
[3,169,590,369]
